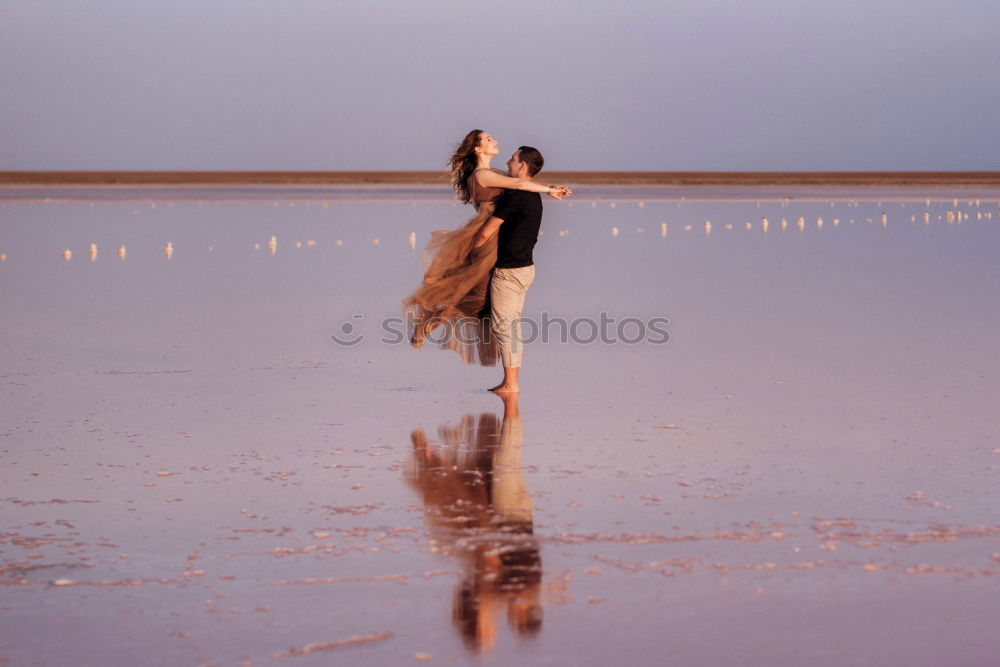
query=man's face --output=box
[506,150,527,178]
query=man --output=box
[473,146,554,394]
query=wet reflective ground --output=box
[2,185,999,665]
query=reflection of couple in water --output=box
[404,392,542,652]
[404,129,572,393]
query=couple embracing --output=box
[404,129,571,393]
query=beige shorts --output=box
[490,265,535,368]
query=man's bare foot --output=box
[490,367,520,393]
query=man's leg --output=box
[489,266,535,393]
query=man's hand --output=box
[473,216,505,249]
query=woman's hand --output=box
[546,185,572,200]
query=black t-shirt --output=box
[493,190,542,269]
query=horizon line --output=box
[2,171,1000,186]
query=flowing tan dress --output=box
[404,168,505,365]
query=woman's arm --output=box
[475,170,571,199]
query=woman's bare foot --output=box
[488,383,519,394]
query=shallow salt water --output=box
[1,185,999,665]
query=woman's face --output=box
[476,132,499,157]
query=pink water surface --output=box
[2,185,999,665]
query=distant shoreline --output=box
[2,171,1000,186]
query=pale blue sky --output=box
[2,0,998,170]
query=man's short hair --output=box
[517,146,544,177]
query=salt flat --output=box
[2,185,999,665]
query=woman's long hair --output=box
[448,129,484,205]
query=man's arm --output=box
[473,215,504,249]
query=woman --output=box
[404,129,570,364]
